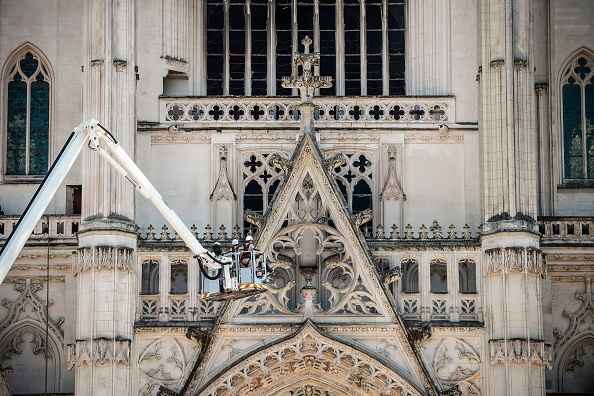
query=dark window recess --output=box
[244,179,264,228]
[141,260,160,295]
[170,263,188,294]
[207,1,224,95]
[66,185,82,215]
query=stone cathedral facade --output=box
[0,0,593,395]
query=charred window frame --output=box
[206,0,405,96]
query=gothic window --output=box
[332,152,373,215]
[430,259,448,293]
[242,152,287,228]
[458,259,477,293]
[5,50,51,176]
[140,260,160,295]
[401,258,419,293]
[205,0,405,96]
[561,54,594,180]
[170,260,188,294]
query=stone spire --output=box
[281,36,332,135]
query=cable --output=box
[196,256,222,280]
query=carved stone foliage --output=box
[198,322,424,396]
[484,247,545,276]
[553,276,594,374]
[137,337,187,395]
[0,280,64,362]
[277,384,332,396]
[432,338,481,396]
[66,338,131,369]
[72,246,134,274]
[489,339,552,369]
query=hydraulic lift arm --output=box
[0,120,224,285]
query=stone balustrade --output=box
[161,96,455,126]
[538,217,594,239]
[0,215,80,240]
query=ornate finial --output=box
[281,36,332,105]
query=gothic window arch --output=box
[558,336,594,393]
[429,259,448,293]
[170,259,188,294]
[560,51,594,180]
[140,260,160,295]
[401,258,419,293]
[332,152,374,216]
[206,0,405,96]
[458,258,477,293]
[241,151,288,228]
[3,47,51,176]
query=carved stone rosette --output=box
[67,338,131,369]
[489,339,552,369]
[484,247,545,276]
[72,246,134,274]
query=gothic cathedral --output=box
[0,1,593,395]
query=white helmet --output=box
[213,241,221,246]
[245,235,253,242]
[232,239,239,245]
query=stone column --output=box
[478,0,549,394]
[74,0,138,394]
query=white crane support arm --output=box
[0,120,222,285]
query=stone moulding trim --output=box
[67,338,131,369]
[488,339,552,369]
[484,247,546,276]
[72,246,134,274]
[195,321,427,396]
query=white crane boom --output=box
[0,120,225,285]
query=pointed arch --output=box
[197,321,426,396]
[556,333,594,393]
[2,42,54,178]
[557,47,594,181]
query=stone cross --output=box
[281,36,332,104]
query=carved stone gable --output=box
[224,133,399,323]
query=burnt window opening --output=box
[170,260,188,294]
[205,0,405,96]
[430,259,448,293]
[401,259,419,293]
[141,260,160,295]
[459,259,477,293]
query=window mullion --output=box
[223,0,230,96]
[582,81,588,178]
[360,0,367,96]
[25,77,31,175]
[382,0,389,96]
[313,0,320,97]
[245,0,252,96]
[291,0,298,97]
[336,0,345,96]
[268,1,276,96]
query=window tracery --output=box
[5,49,51,176]
[561,53,594,180]
[206,0,405,96]
[242,151,288,228]
[331,152,374,219]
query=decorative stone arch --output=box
[198,321,425,396]
[1,42,55,178]
[555,46,594,182]
[556,333,594,393]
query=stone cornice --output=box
[489,339,552,369]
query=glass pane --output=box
[586,82,594,178]
[29,79,50,174]
[20,52,39,78]
[563,82,583,179]
[207,1,224,95]
[6,77,27,175]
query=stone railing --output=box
[160,96,455,126]
[137,221,479,244]
[400,294,481,323]
[538,217,594,240]
[0,215,80,240]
